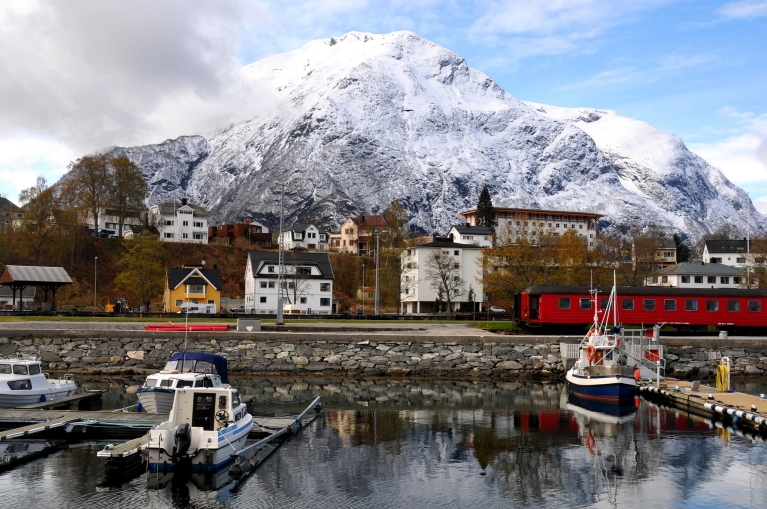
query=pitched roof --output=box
[656,262,743,276]
[247,251,333,279]
[705,239,751,254]
[289,223,315,233]
[657,238,677,250]
[411,240,485,249]
[450,224,492,235]
[0,197,21,211]
[351,215,389,228]
[166,267,222,290]
[151,201,209,218]
[0,265,72,284]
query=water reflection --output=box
[0,378,766,508]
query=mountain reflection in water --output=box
[0,378,766,508]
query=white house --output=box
[703,239,754,268]
[84,207,146,237]
[645,262,743,289]
[149,199,209,243]
[447,224,493,247]
[244,251,334,314]
[283,223,329,251]
[400,237,485,314]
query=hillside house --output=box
[209,220,271,247]
[149,199,209,243]
[244,252,334,314]
[0,197,24,231]
[447,224,493,247]
[645,262,743,289]
[703,240,754,268]
[163,264,222,312]
[282,223,329,251]
[84,207,147,237]
[333,215,389,254]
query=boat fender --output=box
[586,345,596,364]
[137,401,143,413]
[174,422,192,461]
[40,395,47,402]
[615,337,620,346]
[586,432,596,455]
[634,369,641,381]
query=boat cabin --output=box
[169,387,243,432]
[0,359,44,377]
[159,352,229,383]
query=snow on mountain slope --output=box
[103,30,765,238]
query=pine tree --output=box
[476,186,495,232]
[673,233,691,262]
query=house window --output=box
[651,277,658,284]
[296,267,311,275]
[454,250,459,256]
[644,299,655,311]
[734,277,741,284]
[175,300,182,307]
[720,277,729,284]
[186,284,204,294]
[194,221,203,228]
[681,276,690,283]
[710,257,722,263]
[453,263,460,269]
[706,300,719,312]
[727,300,740,312]
[404,289,409,295]
[268,266,274,273]
[579,298,591,310]
[694,276,703,283]
[320,283,330,291]
[182,220,189,226]
[164,232,174,238]
[661,276,668,284]
[268,282,275,288]
[182,233,188,239]
[707,276,716,284]
[748,301,761,312]
[558,298,571,309]
[194,233,205,240]
[300,297,307,304]
[320,298,330,306]
[207,300,214,304]
[260,296,266,303]
[664,299,676,311]
[685,299,698,311]
[621,299,634,311]
[260,282,267,288]
[164,220,174,226]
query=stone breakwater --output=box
[1,329,765,380]
[0,330,568,380]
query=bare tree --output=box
[282,262,312,305]
[424,249,465,312]
[18,177,59,264]
[63,154,110,233]
[110,156,147,237]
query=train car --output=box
[515,285,767,333]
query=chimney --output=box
[181,198,188,206]
[245,219,250,225]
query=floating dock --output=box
[638,378,767,435]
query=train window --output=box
[600,298,609,310]
[643,299,655,311]
[621,299,634,311]
[685,299,698,311]
[727,301,740,312]
[558,298,571,309]
[664,300,676,311]
[706,300,719,312]
[749,301,761,312]
[579,298,591,310]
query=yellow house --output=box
[163,264,222,313]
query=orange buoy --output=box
[634,369,641,381]
[586,345,596,364]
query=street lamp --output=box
[374,229,388,316]
[94,256,98,310]
[361,262,365,317]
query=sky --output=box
[0,0,766,214]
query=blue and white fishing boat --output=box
[147,385,253,472]
[137,352,229,413]
[565,278,636,403]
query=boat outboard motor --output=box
[173,422,192,460]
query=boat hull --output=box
[137,387,175,413]
[566,370,636,403]
[0,384,76,408]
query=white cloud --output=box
[718,1,767,19]
[0,136,76,204]
[754,196,767,215]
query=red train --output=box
[514,285,767,334]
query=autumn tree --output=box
[115,234,166,308]
[110,156,147,237]
[18,177,61,264]
[383,199,410,248]
[424,249,465,312]
[552,229,592,285]
[63,154,111,232]
[482,239,556,299]
[475,186,496,232]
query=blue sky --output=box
[1,0,766,212]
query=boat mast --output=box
[612,270,617,328]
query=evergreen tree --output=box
[476,186,495,232]
[673,233,691,262]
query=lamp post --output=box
[361,262,365,317]
[94,256,98,310]
[374,230,388,316]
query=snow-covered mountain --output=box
[105,30,766,238]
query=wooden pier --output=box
[638,378,767,435]
[17,390,104,410]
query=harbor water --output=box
[1,377,767,508]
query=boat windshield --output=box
[162,359,218,374]
[194,361,218,375]
[29,364,40,375]
[13,365,28,375]
[0,364,11,374]
[162,360,181,371]
[176,380,194,388]
[144,378,157,388]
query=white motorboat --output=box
[138,352,229,413]
[147,386,253,472]
[0,357,76,407]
